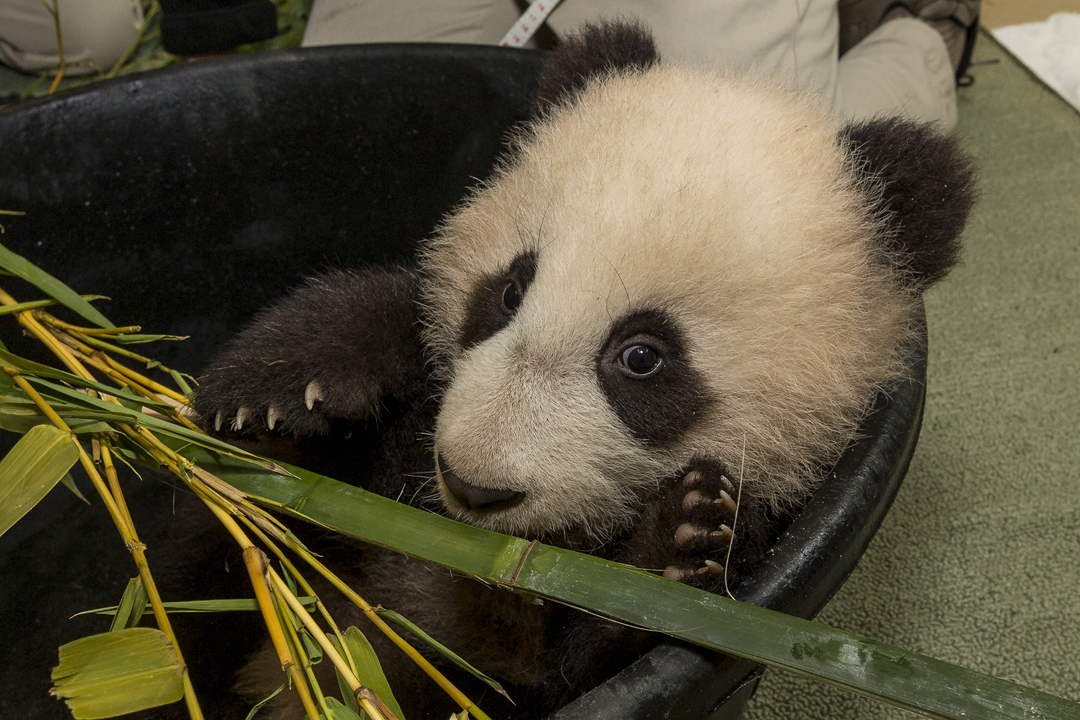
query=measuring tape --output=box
[499,0,563,47]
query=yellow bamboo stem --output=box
[268,570,399,720]
[236,515,359,672]
[244,547,321,720]
[274,590,332,717]
[99,440,136,534]
[45,326,193,409]
[3,369,204,719]
[277,533,491,720]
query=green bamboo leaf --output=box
[0,424,80,538]
[113,334,187,344]
[109,577,149,632]
[244,682,287,720]
[0,368,283,474]
[59,472,90,504]
[50,627,185,719]
[0,295,109,317]
[199,456,1080,720]
[0,400,118,435]
[0,347,173,411]
[318,696,364,720]
[374,608,508,701]
[332,626,405,720]
[168,369,194,396]
[0,241,114,328]
[76,597,319,617]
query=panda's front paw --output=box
[197,373,343,438]
[659,462,772,591]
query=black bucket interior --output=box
[0,45,924,720]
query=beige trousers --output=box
[301,0,957,130]
[0,0,143,75]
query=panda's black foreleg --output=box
[193,267,428,437]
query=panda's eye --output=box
[620,344,662,378]
[501,281,522,314]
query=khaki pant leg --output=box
[0,0,143,74]
[837,16,957,130]
[301,0,525,46]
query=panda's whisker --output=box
[723,433,747,601]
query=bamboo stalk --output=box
[275,530,492,720]
[243,547,321,720]
[2,368,204,719]
[268,571,396,720]
[215,456,1080,720]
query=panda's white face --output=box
[422,64,919,540]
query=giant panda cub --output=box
[196,21,974,720]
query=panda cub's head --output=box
[422,23,973,543]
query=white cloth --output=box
[993,13,1080,113]
[0,0,143,75]
[301,0,958,130]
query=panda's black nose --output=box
[439,461,525,511]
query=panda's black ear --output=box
[531,20,660,116]
[842,117,977,290]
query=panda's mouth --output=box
[439,464,526,513]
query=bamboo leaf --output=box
[50,627,185,718]
[168,369,194,396]
[374,608,508,701]
[76,597,319,617]
[109,577,149,632]
[0,424,80,537]
[201,456,1080,720]
[0,368,285,474]
[0,295,109,317]
[244,682,287,720]
[0,400,118,435]
[0,241,114,328]
[318,696,364,720]
[59,472,90,504]
[332,626,405,720]
[0,347,173,411]
[114,334,187,344]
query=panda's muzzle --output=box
[439,461,526,512]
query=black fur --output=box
[458,250,538,348]
[531,20,659,115]
[195,268,427,436]
[596,309,716,447]
[842,117,977,289]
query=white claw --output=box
[716,489,738,513]
[675,522,733,549]
[232,406,250,431]
[703,559,724,575]
[304,380,324,411]
[267,406,283,431]
[214,410,223,432]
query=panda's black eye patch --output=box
[598,309,714,445]
[458,251,538,349]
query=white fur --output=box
[422,63,919,537]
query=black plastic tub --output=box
[0,45,924,720]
